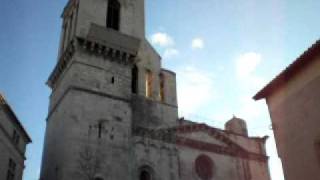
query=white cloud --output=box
[191,38,205,49]
[235,52,266,94]
[163,48,179,59]
[236,96,264,121]
[150,32,174,47]
[211,52,265,124]
[176,66,216,116]
[236,52,262,78]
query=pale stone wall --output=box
[0,108,28,153]
[226,134,263,155]
[133,137,179,180]
[43,42,134,180]
[136,41,162,99]
[131,40,178,128]
[0,106,29,180]
[178,130,270,180]
[160,69,178,107]
[41,90,133,180]
[76,0,145,39]
[49,50,132,112]
[0,130,24,180]
[266,56,320,180]
[248,160,271,180]
[178,147,240,180]
[132,96,178,128]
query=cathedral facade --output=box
[40,0,271,180]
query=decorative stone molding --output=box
[133,126,268,162]
[47,40,76,88]
[77,38,136,64]
[47,30,140,88]
[61,0,79,18]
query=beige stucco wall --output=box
[266,56,320,180]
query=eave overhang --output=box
[254,39,320,100]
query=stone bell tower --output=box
[39,1,271,180]
[39,0,157,179]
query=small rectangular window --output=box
[145,70,153,98]
[159,74,165,102]
[132,66,138,94]
[107,0,120,31]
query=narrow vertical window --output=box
[12,130,20,145]
[111,77,115,84]
[132,65,138,94]
[6,159,16,180]
[107,0,120,31]
[98,122,103,139]
[145,70,153,98]
[315,141,320,166]
[159,73,165,102]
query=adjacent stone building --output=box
[40,0,271,179]
[254,40,320,180]
[0,94,32,180]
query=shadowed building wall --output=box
[254,40,320,180]
[0,94,31,180]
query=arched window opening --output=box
[107,0,120,31]
[159,73,165,102]
[145,70,153,98]
[132,65,138,94]
[140,170,152,180]
[195,154,215,180]
[94,176,104,180]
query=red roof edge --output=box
[253,39,320,100]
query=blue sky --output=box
[0,0,319,179]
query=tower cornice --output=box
[47,24,141,88]
[61,0,79,18]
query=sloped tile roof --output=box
[254,40,320,100]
